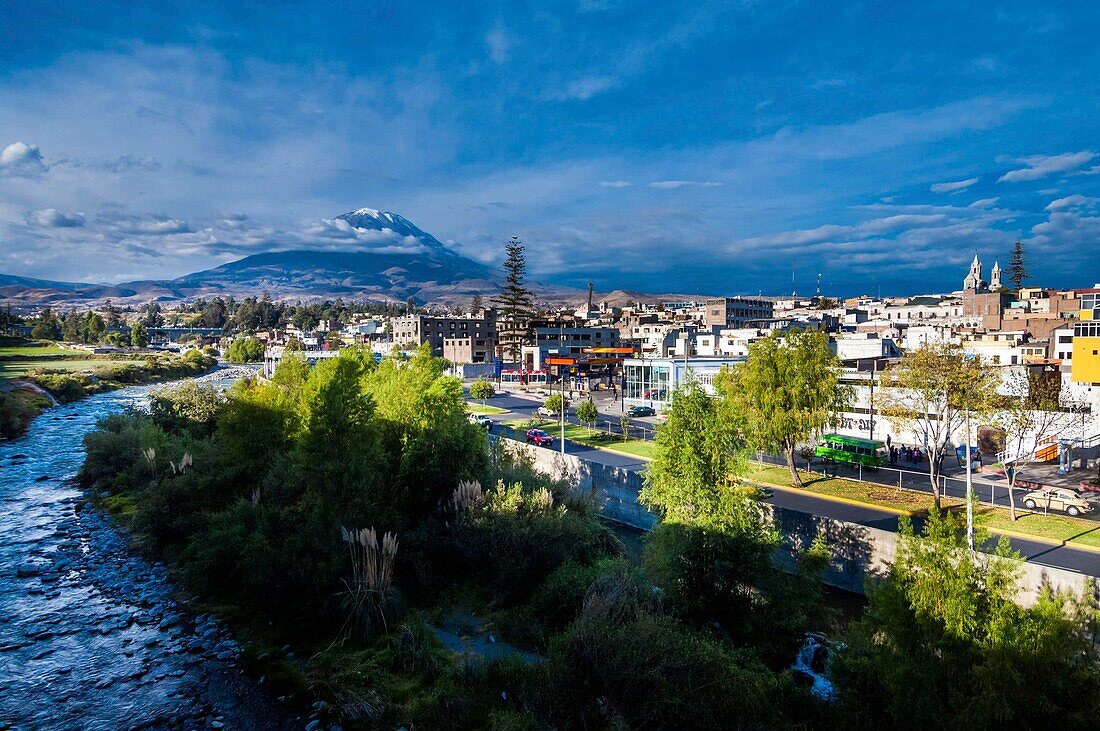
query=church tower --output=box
[963,253,987,291]
[989,260,1002,291]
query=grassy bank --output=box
[0,383,56,440]
[463,401,507,415]
[0,341,217,439]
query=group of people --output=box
[888,444,924,465]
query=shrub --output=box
[149,381,224,436]
[390,615,444,676]
[527,557,629,632]
[469,378,495,402]
[454,481,621,606]
[542,571,808,730]
[32,372,87,402]
[225,337,265,363]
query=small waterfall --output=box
[790,633,836,701]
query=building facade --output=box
[391,313,496,357]
[704,297,775,329]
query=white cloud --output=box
[485,21,513,64]
[98,212,192,236]
[1045,194,1099,211]
[599,180,631,188]
[998,151,1096,182]
[27,208,85,228]
[968,198,999,208]
[648,180,723,189]
[556,75,616,101]
[930,177,978,193]
[0,141,47,176]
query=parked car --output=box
[627,405,656,417]
[536,406,558,418]
[467,413,492,430]
[525,428,554,447]
[1022,487,1094,517]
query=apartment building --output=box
[704,297,775,329]
[391,312,496,356]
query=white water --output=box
[790,634,836,701]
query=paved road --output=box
[476,392,1100,576]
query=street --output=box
[475,387,1100,577]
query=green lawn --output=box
[464,401,508,415]
[0,344,76,357]
[503,418,659,458]
[0,358,122,379]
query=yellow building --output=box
[1071,290,1100,384]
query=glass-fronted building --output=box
[622,356,746,411]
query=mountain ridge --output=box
[0,208,580,308]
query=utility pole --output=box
[869,359,876,441]
[965,404,974,551]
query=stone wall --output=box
[503,440,1097,607]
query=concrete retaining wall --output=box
[503,441,1097,607]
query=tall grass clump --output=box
[341,526,400,639]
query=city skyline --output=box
[2,2,1099,296]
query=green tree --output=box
[102,300,122,328]
[82,312,106,344]
[140,302,164,328]
[225,337,265,363]
[469,293,484,313]
[879,342,998,508]
[543,392,568,416]
[295,350,381,517]
[61,309,82,343]
[469,378,495,404]
[835,508,1100,729]
[576,399,599,434]
[130,322,148,348]
[32,307,62,341]
[1007,240,1029,292]
[493,236,535,362]
[726,329,849,487]
[639,377,749,524]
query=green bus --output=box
[814,434,888,467]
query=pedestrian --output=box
[886,434,892,449]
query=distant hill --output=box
[0,273,94,291]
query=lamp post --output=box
[560,323,566,455]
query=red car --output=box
[525,428,553,447]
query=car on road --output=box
[626,405,656,417]
[525,428,554,447]
[467,413,492,430]
[537,406,559,418]
[1022,487,1094,516]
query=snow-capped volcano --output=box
[335,208,450,250]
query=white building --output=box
[622,356,746,411]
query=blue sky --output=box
[1,1,1098,296]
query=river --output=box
[0,378,298,730]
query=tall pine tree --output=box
[494,236,535,363]
[1007,240,1029,291]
